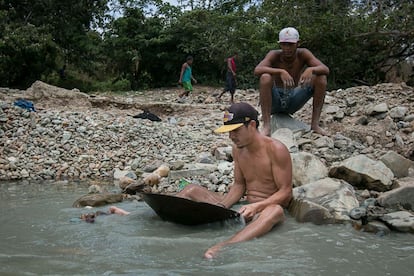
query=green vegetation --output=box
[1,0,413,92]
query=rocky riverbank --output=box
[1,81,413,233]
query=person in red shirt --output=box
[217,53,238,103]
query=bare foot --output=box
[109,206,130,215]
[311,125,328,136]
[204,243,224,259]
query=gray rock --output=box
[291,152,328,187]
[354,220,391,235]
[113,168,137,180]
[404,114,414,122]
[270,113,310,133]
[393,177,414,188]
[272,128,298,152]
[389,106,407,119]
[380,211,414,233]
[380,150,413,178]
[213,146,232,161]
[377,184,414,211]
[367,103,388,115]
[329,155,394,191]
[289,199,334,225]
[196,152,215,164]
[72,193,124,207]
[313,136,334,149]
[168,168,212,180]
[289,178,359,224]
[362,197,377,207]
[217,161,232,175]
[349,207,367,220]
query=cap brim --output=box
[278,39,298,43]
[214,123,243,133]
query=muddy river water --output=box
[1,181,413,275]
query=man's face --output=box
[229,122,253,148]
[280,42,298,57]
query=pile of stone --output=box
[1,81,413,234]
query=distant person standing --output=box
[59,65,66,80]
[178,56,197,101]
[217,53,238,103]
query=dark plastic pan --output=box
[142,193,240,225]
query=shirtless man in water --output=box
[177,102,292,258]
[80,206,130,223]
[254,27,330,136]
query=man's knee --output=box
[259,73,273,87]
[180,183,202,196]
[262,204,285,225]
[313,75,327,89]
[182,183,198,191]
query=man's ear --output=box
[249,120,257,129]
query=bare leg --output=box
[109,206,130,215]
[311,75,328,135]
[216,90,226,100]
[258,73,274,137]
[176,184,224,205]
[204,204,284,259]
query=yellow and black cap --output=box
[214,102,259,133]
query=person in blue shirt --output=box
[178,56,197,100]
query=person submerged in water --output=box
[80,206,130,223]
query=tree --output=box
[0,0,109,88]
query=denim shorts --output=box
[271,86,314,114]
[224,71,236,93]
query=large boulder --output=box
[329,155,394,191]
[289,177,359,224]
[270,113,309,134]
[377,184,414,211]
[24,80,91,108]
[291,152,328,187]
[380,150,414,178]
[271,128,298,153]
[380,211,414,233]
[72,193,124,207]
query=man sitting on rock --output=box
[177,102,292,258]
[254,27,330,136]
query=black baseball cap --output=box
[214,102,259,133]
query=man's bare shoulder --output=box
[261,135,285,146]
[268,49,282,57]
[260,136,290,160]
[297,48,317,59]
[297,47,312,53]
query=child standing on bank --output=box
[178,56,197,101]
